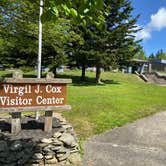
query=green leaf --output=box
[61,4,70,16]
[83,8,89,14]
[52,6,59,17]
[96,0,104,9]
[70,8,78,18]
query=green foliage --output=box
[133,49,147,60]
[0,0,141,81]
[0,0,38,67]
[148,49,166,60]
[42,0,105,28]
[156,49,166,60]
[0,0,83,72]
[74,0,141,81]
[20,66,34,73]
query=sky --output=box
[131,0,166,56]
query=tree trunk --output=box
[81,65,86,81]
[96,66,101,84]
[53,68,57,78]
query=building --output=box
[150,59,166,72]
[123,59,166,74]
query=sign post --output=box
[0,77,72,134]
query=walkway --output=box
[83,111,166,166]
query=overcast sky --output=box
[131,0,166,56]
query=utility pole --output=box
[36,0,43,120]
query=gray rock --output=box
[29,158,41,164]
[10,140,23,151]
[58,128,66,133]
[59,160,68,166]
[43,145,55,154]
[53,132,62,138]
[0,141,8,152]
[70,147,79,153]
[45,157,58,164]
[15,150,25,160]
[0,133,3,138]
[56,146,68,154]
[40,138,53,144]
[61,125,72,130]
[23,147,34,155]
[0,118,7,122]
[45,153,54,160]
[53,112,65,119]
[0,157,8,163]
[52,139,63,146]
[50,145,62,151]
[35,143,48,152]
[7,154,18,162]
[52,120,61,128]
[0,152,9,158]
[68,153,82,165]
[60,121,67,125]
[23,141,35,148]
[59,133,76,146]
[56,153,64,158]
[30,164,40,166]
[33,153,43,160]
[57,152,70,162]
[2,163,16,166]
[71,142,78,148]
[17,158,28,165]
[65,161,72,166]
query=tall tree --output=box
[156,49,166,60]
[0,0,83,73]
[134,49,146,60]
[149,53,155,60]
[75,0,141,83]
[0,0,38,67]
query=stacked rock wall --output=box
[0,114,81,166]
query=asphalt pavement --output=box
[83,111,166,166]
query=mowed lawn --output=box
[59,71,166,139]
[1,70,166,140]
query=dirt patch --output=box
[146,73,166,86]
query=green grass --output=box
[58,71,166,139]
[0,70,13,77]
[1,70,166,140]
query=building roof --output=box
[130,59,149,64]
[151,59,166,64]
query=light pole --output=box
[36,0,43,120]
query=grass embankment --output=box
[1,70,166,140]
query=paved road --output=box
[83,111,166,166]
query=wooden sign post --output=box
[0,77,72,134]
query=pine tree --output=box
[76,0,141,83]
[156,49,166,60]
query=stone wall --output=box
[0,113,81,166]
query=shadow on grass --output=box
[1,72,120,86]
[57,74,120,86]
[23,74,37,78]
[23,73,47,78]
[0,73,13,78]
